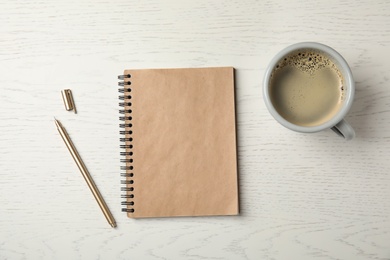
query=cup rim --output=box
[263,42,355,133]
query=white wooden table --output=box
[1,1,390,259]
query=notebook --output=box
[118,67,238,218]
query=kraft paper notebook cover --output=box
[118,67,238,218]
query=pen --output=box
[55,118,116,228]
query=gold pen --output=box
[55,119,116,228]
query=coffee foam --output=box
[273,50,342,77]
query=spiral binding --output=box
[118,73,134,213]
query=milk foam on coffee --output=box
[269,50,346,127]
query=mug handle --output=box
[331,119,355,140]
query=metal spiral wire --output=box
[118,73,134,213]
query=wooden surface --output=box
[1,0,390,259]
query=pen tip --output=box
[54,118,61,127]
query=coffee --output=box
[269,50,345,127]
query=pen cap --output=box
[61,89,77,113]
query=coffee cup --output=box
[263,42,355,140]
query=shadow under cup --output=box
[263,42,354,134]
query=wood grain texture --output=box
[1,0,390,259]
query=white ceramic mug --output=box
[263,42,355,140]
